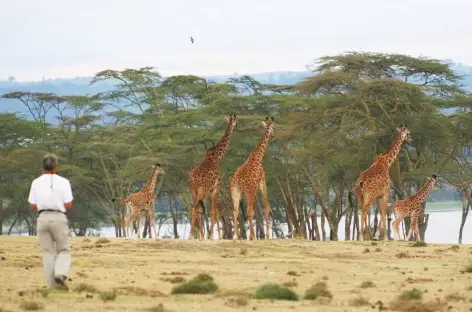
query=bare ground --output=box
[1,236,472,312]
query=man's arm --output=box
[28,181,37,210]
[64,180,73,209]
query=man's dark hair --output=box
[42,154,58,171]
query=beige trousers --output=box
[36,211,71,288]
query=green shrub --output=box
[254,283,299,301]
[171,274,218,294]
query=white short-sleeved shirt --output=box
[28,174,73,213]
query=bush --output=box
[398,288,423,301]
[254,284,299,301]
[171,274,218,294]
[304,282,333,300]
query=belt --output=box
[38,209,65,215]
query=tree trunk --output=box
[352,204,359,241]
[345,192,355,241]
[169,198,179,239]
[0,198,3,235]
[8,216,18,235]
[387,217,392,240]
[254,198,265,239]
[418,213,429,242]
[221,216,232,239]
[312,207,321,241]
[275,178,303,238]
[321,210,326,241]
[238,199,247,240]
[329,224,338,241]
[142,214,150,238]
[372,205,379,239]
[458,189,471,244]
[285,208,293,236]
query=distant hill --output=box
[1,59,471,122]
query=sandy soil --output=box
[0,236,471,312]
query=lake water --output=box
[95,209,472,244]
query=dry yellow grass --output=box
[1,236,472,311]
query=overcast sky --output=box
[1,0,471,81]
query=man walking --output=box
[28,154,73,290]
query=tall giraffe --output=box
[392,175,442,241]
[112,163,165,239]
[354,125,412,241]
[231,116,275,241]
[188,114,238,240]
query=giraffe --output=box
[392,175,442,241]
[112,163,165,240]
[354,124,412,241]
[188,114,238,240]
[231,116,275,241]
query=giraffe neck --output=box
[413,179,435,202]
[204,123,235,162]
[382,132,404,167]
[247,128,271,164]
[141,167,159,194]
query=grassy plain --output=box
[1,236,472,312]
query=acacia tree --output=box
[289,52,466,240]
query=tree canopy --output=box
[1,52,471,242]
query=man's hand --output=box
[30,204,37,210]
[64,202,72,209]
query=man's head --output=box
[42,154,58,173]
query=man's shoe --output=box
[54,275,69,291]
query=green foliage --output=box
[254,284,299,301]
[0,51,471,240]
[170,274,218,294]
[398,288,423,301]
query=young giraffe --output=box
[112,163,165,240]
[392,175,442,241]
[231,116,275,241]
[188,114,238,240]
[354,125,412,241]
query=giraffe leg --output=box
[188,198,201,240]
[414,213,422,242]
[148,207,158,239]
[378,193,389,241]
[209,186,221,241]
[136,211,142,239]
[259,174,271,240]
[392,211,405,241]
[128,212,138,240]
[231,182,242,240]
[355,188,363,241]
[124,203,134,240]
[359,211,367,242]
[406,211,420,242]
[215,206,221,240]
[198,205,204,241]
[124,214,131,240]
[405,211,417,241]
[360,196,374,242]
[246,194,256,241]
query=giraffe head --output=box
[151,163,166,175]
[430,174,443,189]
[224,113,238,130]
[261,116,276,138]
[396,124,412,143]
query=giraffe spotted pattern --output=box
[392,175,442,241]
